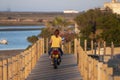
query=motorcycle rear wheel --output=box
[53,58,58,69]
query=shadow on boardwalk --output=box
[108,54,120,76]
[26,54,82,80]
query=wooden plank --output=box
[3,59,7,80]
[0,60,3,80]
[7,58,12,80]
[26,54,82,80]
[114,76,120,80]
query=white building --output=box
[104,0,120,14]
[63,10,79,13]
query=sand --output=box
[0,49,24,59]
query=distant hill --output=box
[0,12,80,26]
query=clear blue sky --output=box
[0,0,111,12]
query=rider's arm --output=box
[49,39,52,44]
[49,36,52,46]
[60,37,63,46]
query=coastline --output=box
[0,28,43,31]
[0,25,41,59]
[0,22,44,26]
[0,49,24,59]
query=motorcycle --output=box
[51,48,61,69]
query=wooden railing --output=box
[74,39,120,80]
[1,37,120,80]
[0,38,44,80]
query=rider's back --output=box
[51,35,62,48]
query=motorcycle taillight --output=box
[52,50,59,55]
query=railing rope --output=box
[0,38,44,80]
[46,38,48,54]
[74,39,120,80]
[1,38,120,80]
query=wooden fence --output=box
[0,38,44,80]
[74,39,120,80]
[1,37,120,80]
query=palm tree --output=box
[41,16,77,42]
[47,16,72,31]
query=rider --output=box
[48,29,63,56]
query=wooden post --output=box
[107,68,113,80]
[91,40,94,54]
[37,40,39,58]
[21,52,25,80]
[46,38,48,54]
[84,40,87,52]
[68,41,71,54]
[38,40,41,57]
[42,38,44,54]
[28,49,31,76]
[3,59,7,80]
[78,38,80,46]
[36,41,38,61]
[103,41,106,56]
[12,57,15,80]
[86,56,89,80]
[61,44,64,53]
[98,42,100,55]
[103,41,106,62]
[40,39,43,55]
[0,60,3,80]
[19,53,22,80]
[15,56,18,80]
[39,39,41,56]
[35,43,37,65]
[98,62,103,80]
[17,55,20,80]
[33,44,36,68]
[24,51,27,79]
[111,42,114,59]
[114,76,120,80]
[74,38,77,54]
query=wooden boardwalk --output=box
[26,54,82,80]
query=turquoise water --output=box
[0,26,43,50]
[0,26,42,29]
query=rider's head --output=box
[54,29,59,37]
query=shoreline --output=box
[0,25,44,31]
[0,24,43,26]
[0,28,43,31]
[0,49,24,59]
[0,22,45,26]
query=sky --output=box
[0,0,111,12]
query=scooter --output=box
[51,48,61,69]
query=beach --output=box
[0,49,24,59]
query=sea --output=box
[0,26,44,50]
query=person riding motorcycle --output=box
[48,29,63,57]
